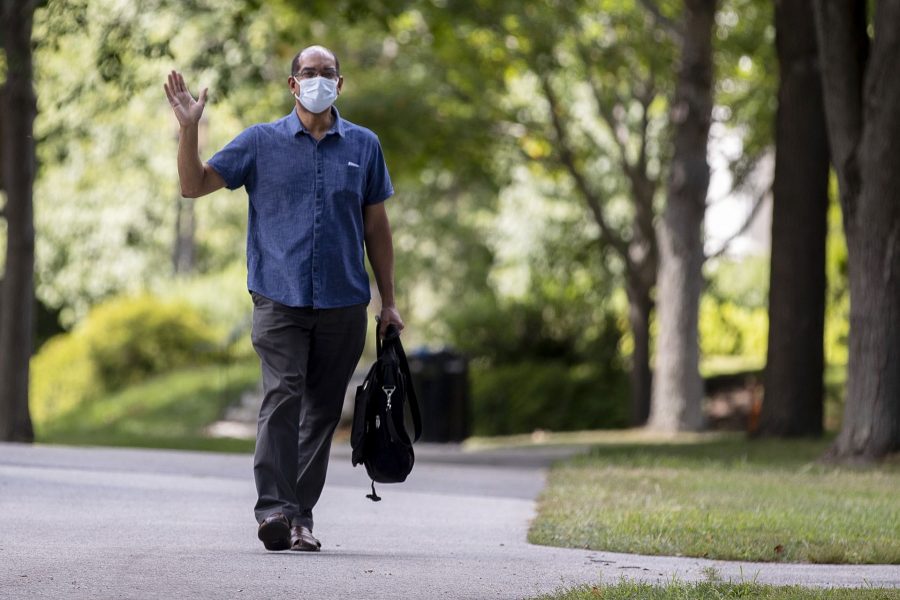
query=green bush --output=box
[470,360,629,436]
[30,331,100,425]
[31,294,221,425]
[84,295,220,389]
[154,261,255,358]
[442,251,628,435]
[699,295,768,360]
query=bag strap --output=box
[392,336,422,443]
[377,320,422,443]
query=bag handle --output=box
[376,318,422,443]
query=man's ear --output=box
[337,76,344,94]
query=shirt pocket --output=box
[335,160,364,202]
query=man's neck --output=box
[297,105,333,141]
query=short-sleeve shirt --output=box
[208,107,393,308]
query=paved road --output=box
[1,443,898,599]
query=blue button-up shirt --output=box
[208,107,393,308]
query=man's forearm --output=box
[368,234,396,308]
[366,225,396,308]
[177,124,205,197]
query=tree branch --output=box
[539,74,629,259]
[636,75,656,181]
[574,41,636,180]
[705,185,771,260]
[637,0,683,44]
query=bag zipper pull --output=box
[382,385,396,411]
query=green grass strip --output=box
[529,436,900,564]
[535,581,900,599]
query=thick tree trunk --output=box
[626,280,653,425]
[648,0,716,432]
[758,0,830,437]
[815,1,900,460]
[0,0,37,442]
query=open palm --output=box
[164,70,208,128]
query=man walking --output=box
[164,45,403,552]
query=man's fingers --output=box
[378,318,404,338]
[164,83,176,105]
[199,87,208,106]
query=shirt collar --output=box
[287,106,345,138]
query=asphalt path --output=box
[1,443,898,599]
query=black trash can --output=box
[407,348,469,443]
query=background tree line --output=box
[1,0,897,461]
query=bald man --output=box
[165,45,403,552]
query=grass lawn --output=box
[529,433,900,564]
[37,360,259,453]
[535,581,900,599]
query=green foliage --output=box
[470,360,628,436]
[83,294,220,389]
[699,255,769,364]
[714,0,777,187]
[30,293,221,425]
[447,291,622,368]
[30,329,101,425]
[153,261,255,358]
[530,435,900,564]
[825,191,849,365]
[443,221,629,434]
[699,295,768,359]
[38,359,259,453]
[440,181,633,431]
[453,289,631,434]
[704,254,769,309]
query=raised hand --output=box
[164,70,208,128]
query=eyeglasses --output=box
[294,68,339,80]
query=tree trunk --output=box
[758,0,830,437]
[648,0,716,432]
[0,0,37,442]
[815,0,900,460]
[626,279,653,425]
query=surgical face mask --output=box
[294,76,338,114]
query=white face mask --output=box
[294,76,338,114]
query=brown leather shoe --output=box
[257,512,290,551]
[290,525,321,552]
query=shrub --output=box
[83,295,220,389]
[154,261,254,355]
[470,360,629,436]
[30,331,100,425]
[699,295,768,361]
[30,294,221,425]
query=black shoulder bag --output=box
[350,323,422,501]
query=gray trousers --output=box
[250,291,367,530]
